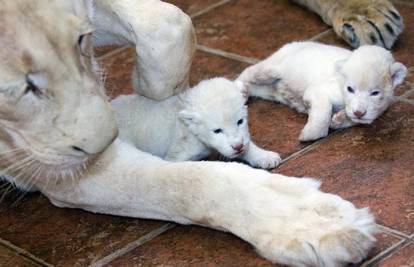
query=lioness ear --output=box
[391,62,407,87]
[178,110,201,126]
[235,80,249,99]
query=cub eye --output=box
[371,91,380,96]
[24,76,41,96]
[237,119,244,126]
[347,86,355,94]
[213,129,223,134]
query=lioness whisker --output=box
[0,156,35,178]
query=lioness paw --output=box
[252,191,376,267]
[330,0,403,49]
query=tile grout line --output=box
[376,224,411,239]
[196,26,333,65]
[197,44,260,65]
[396,96,414,105]
[309,28,334,41]
[361,238,412,267]
[276,129,346,168]
[190,0,235,19]
[88,223,176,267]
[0,238,54,267]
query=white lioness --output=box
[113,78,281,169]
[238,42,407,142]
[0,0,404,266]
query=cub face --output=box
[179,78,251,158]
[336,45,407,124]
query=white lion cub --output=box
[112,77,281,169]
[238,42,407,141]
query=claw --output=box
[389,10,402,21]
[342,23,359,47]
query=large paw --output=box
[299,124,329,142]
[330,0,403,49]
[250,183,377,267]
[248,150,282,169]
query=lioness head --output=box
[336,45,407,124]
[179,78,250,158]
[0,0,117,185]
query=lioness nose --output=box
[354,110,367,119]
[232,144,244,152]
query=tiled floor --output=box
[1,0,413,266]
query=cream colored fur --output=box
[238,42,407,142]
[292,0,403,49]
[112,78,281,169]
[0,0,393,266]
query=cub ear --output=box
[178,110,201,126]
[235,80,249,99]
[334,59,347,76]
[391,62,407,87]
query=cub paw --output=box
[330,0,403,49]
[249,151,282,169]
[299,125,329,142]
[330,110,349,129]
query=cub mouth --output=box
[350,117,373,124]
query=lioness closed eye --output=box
[112,77,281,169]
[238,42,407,142]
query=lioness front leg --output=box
[92,0,196,100]
[239,142,281,169]
[292,0,403,49]
[43,140,376,267]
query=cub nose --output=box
[353,110,367,119]
[232,144,244,152]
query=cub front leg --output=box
[299,94,332,142]
[239,142,281,169]
[92,0,196,100]
[291,0,403,49]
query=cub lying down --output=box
[238,42,407,141]
[112,78,281,169]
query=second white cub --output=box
[238,42,407,141]
[112,78,281,169]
